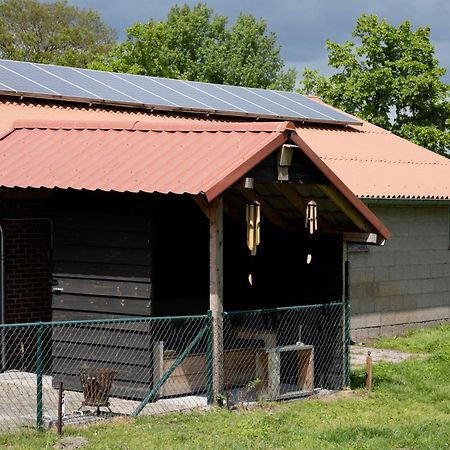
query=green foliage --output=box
[91,3,296,90]
[0,0,116,67]
[301,14,450,155]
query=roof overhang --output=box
[0,118,390,242]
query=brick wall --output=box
[0,195,52,323]
[349,203,450,340]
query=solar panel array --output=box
[0,59,361,125]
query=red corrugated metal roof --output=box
[0,118,390,240]
[0,119,292,201]
[297,118,450,200]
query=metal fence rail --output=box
[0,302,346,432]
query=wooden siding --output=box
[51,191,154,399]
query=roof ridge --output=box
[321,156,450,166]
[12,119,295,133]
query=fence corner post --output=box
[206,310,213,404]
[344,298,351,388]
[36,322,44,431]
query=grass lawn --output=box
[1,324,449,449]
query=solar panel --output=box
[0,59,361,125]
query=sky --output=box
[70,0,450,84]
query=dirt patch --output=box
[310,389,366,402]
[350,346,426,366]
[54,436,89,450]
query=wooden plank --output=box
[52,373,152,401]
[53,213,151,232]
[52,326,152,349]
[298,348,314,391]
[163,354,208,377]
[209,197,224,398]
[53,245,151,266]
[234,328,277,348]
[193,196,210,219]
[52,309,152,327]
[52,294,151,315]
[268,351,281,399]
[52,358,153,383]
[54,228,151,249]
[238,188,287,228]
[275,183,332,231]
[53,261,151,279]
[52,276,152,299]
[163,373,207,396]
[153,341,164,398]
[318,184,370,232]
[52,341,152,366]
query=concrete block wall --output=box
[350,203,450,340]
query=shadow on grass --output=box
[350,367,366,390]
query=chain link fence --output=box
[222,302,346,406]
[0,314,210,431]
[0,302,347,432]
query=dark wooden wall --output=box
[51,190,155,398]
[52,190,153,321]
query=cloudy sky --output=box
[71,0,450,84]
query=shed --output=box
[0,60,389,402]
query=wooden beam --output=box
[209,197,224,398]
[223,203,242,225]
[343,232,384,245]
[274,183,333,232]
[318,185,370,232]
[194,196,210,219]
[238,188,288,229]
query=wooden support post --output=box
[153,341,164,398]
[298,348,314,391]
[267,351,281,400]
[365,351,373,390]
[209,197,224,399]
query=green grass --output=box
[374,323,450,354]
[2,325,449,449]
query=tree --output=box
[91,3,296,91]
[301,14,450,155]
[0,0,116,68]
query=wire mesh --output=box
[0,302,346,432]
[0,314,209,431]
[222,302,345,406]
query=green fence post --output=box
[344,300,351,386]
[206,310,213,404]
[36,323,44,431]
[344,260,351,387]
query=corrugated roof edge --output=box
[205,132,289,201]
[11,119,296,133]
[291,131,391,241]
